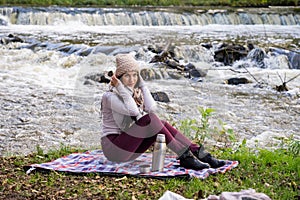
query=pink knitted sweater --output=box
[101,81,157,137]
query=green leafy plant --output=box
[288,139,300,156]
[177,106,238,151]
[275,135,300,157]
[193,107,215,145]
[177,117,197,138]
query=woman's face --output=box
[120,71,138,89]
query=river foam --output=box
[0,8,299,155]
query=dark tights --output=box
[101,113,200,162]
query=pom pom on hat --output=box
[115,54,140,77]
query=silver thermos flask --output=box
[151,134,166,172]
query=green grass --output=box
[1,108,299,199]
[0,143,299,199]
[0,0,299,7]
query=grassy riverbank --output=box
[1,0,299,7]
[1,108,299,199]
[0,143,299,199]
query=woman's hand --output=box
[138,73,145,88]
[110,75,119,87]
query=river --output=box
[0,6,299,155]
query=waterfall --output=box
[0,6,299,26]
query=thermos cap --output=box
[156,134,165,143]
[139,164,151,173]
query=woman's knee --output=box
[136,114,151,126]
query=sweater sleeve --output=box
[109,82,141,117]
[141,85,157,113]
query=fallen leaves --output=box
[0,148,298,200]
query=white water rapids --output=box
[0,19,299,155]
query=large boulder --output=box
[214,43,248,66]
[187,62,212,78]
[0,34,24,44]
[269,47,300,69]
[151,92,170,103]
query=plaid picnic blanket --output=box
[25,150,238,179]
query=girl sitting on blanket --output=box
[100,54,225,170]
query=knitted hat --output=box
[115,54,140,77]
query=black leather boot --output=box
[178,150,210,170]
[193,147,226,168]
